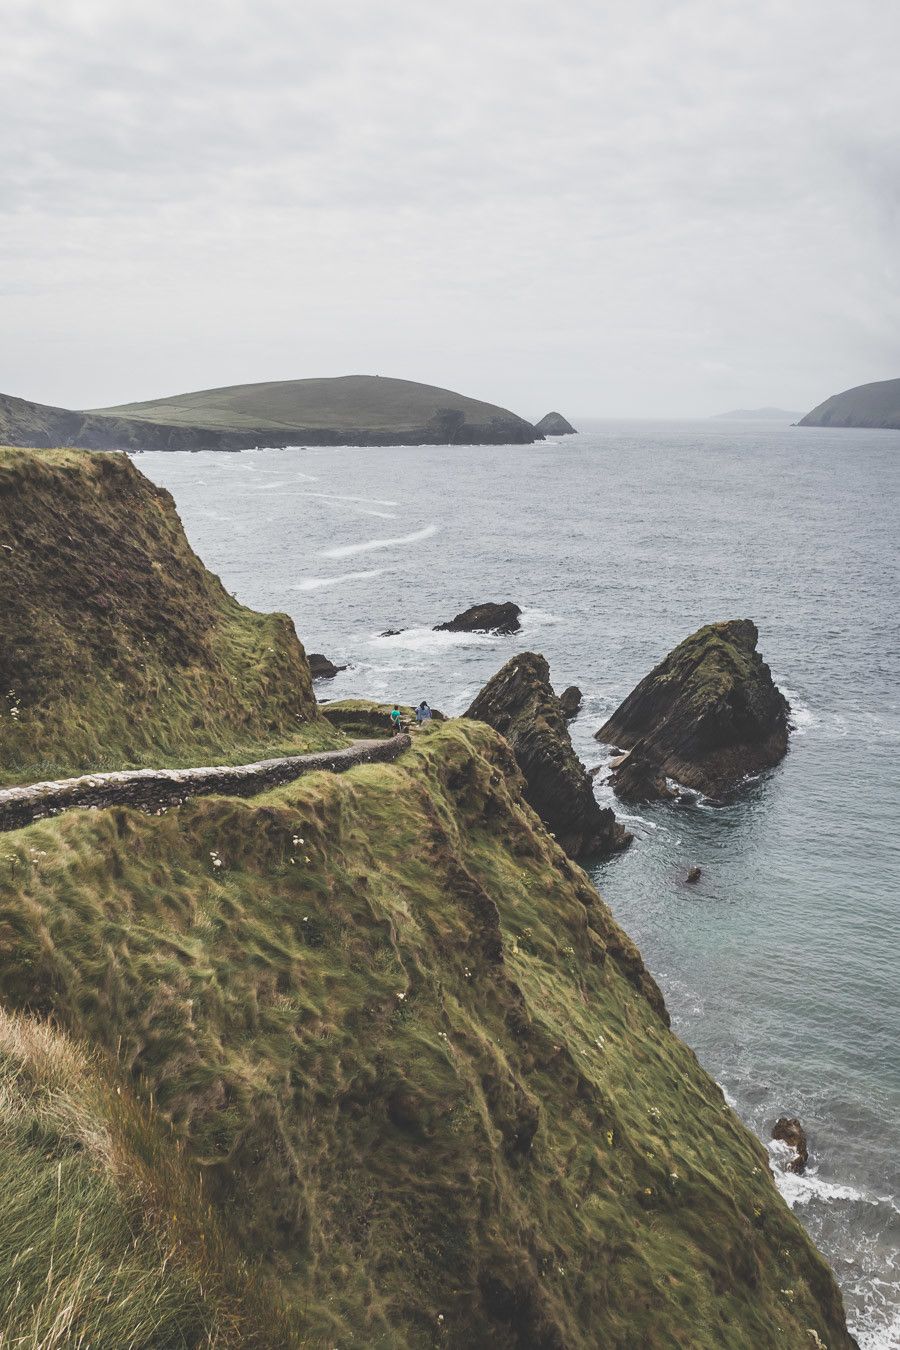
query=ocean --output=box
[141,418,900,1348]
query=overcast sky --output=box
[2,0,898,419]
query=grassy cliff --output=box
[0,721,854,1347]
[0,448,340,785]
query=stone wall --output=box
[0,735,411,833]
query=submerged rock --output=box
[559,685,582,719]
[308,653,347,680]
[596,620,790,800]
[686,866,702,884]
[466,652,631,858]
[434,602,522,635]
[535,411,577,436]
[772,1116,809,1174]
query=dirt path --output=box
[0,734,412,833]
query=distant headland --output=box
[0,375,542,451]
[798,376,900,430]
[711,407,802,421]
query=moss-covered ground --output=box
[0,448,343,785]
[0,720,852,1347]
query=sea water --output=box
[142,419,900,1347]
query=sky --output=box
[2,0,899,420]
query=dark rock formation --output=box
[596,620,790,801]
[559,685,582,719]
[466,652,631,858]
[435,602,522,635]
[799,376,900,430]
[308,653,347,680]
[686,867,702,884]
[535,411,576,435]
[772,1117,809,1175]
[379,629,404,638]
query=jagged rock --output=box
[686,866,702,884]
[435,602,522,635]
[308,653,347,680]
[535,411,577,436]
[466,652,631,858]
[379,629,404,638]
[596,620,790,800]
[559,686,582,719]
[772,1117,809,1174]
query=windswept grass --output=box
[0,448,343,785]
[0,1008,295,1347]
[0,721,853,1348]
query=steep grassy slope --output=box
[0,721,854,1348]
[0,448,339,784]
[0,1007,290,1347]
[799,376,900,429]
[91,374,538,441]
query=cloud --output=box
[1,0,899,415]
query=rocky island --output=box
[0,375,543,452]
[799,376,900,430]
[434,600,522,634]
[466,652,631,857]
[596,619,791,800]
[535,410,577,435]
[0,449,856,1348]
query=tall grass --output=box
[0,1010,295,1348]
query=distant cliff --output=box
[0,376,542,450]
[799,377,900,430]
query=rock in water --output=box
[772,1117,809,1174]
[559,685,582,718]
[466,652,632,857]
[434,602,522,635]
[535,411,577,435]
[686,866,702,884]
[308,653,347,680]
[596,620,790,800]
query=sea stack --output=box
[467,652,631,857]
[434,602,522,635]
[535,411,576,435]
[596,620,790,800]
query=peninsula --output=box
[0,376,542,452]
[799,376,900,430]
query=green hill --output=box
[0,447,338,784]
[799,377,900,430]
[92,373,538,442]
[1,376,540,449]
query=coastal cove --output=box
[141,418,900,1348]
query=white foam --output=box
[519,607,563,626]
[289,568,387,591]
[322,525,438,559]
[853,1307,900,1350]
[781,687,817,735]
[369,625,496,653]
[305,492,399,507]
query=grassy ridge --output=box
[0,448,341,784]
[0,721,853,1347]
[90,374,534,434]
[0,1008,292,1347]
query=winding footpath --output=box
[0,734,412,833]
